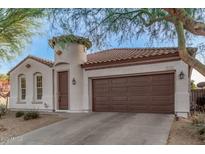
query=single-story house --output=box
[8,35,197,117]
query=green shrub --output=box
[198,126,205,141]
[199,127,205,135]
[23,111,40,120]
[0,104,6,117]
[199,134,205,141]
[15,111,24,118]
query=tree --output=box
[191,80,197,90]
[49,8,205,76]
[0,74,8,81]
[0,9,44,61]
[0,74,9,111]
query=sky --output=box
[0,22,205,84]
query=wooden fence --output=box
[191,89,205,110]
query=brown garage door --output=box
[92,73,174,113]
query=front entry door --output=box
[58,71,69,110]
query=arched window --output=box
[18,74,26,101]
[34,73,43,101]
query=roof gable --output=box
[8,55,54,74]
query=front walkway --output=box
[3,112,174,145]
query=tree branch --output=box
[142,15,173,27]
[175,20,205,76]
[164,8,205,36]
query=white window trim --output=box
[18,75,26,102]
[34,73,43,102]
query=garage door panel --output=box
[127,81,151,86]
[152,74,172,81]
[152,96,173,102]
[94,101,109,105]
[127,105,148,112]
[111,78,127,84]
[95,88,109,96]
[94,92,109,97]
[93,80,109,87]
[128,76,151,82]
[93,84,108,88]
[111,78,128,88]
[149,101,173,106]
[111,105,128,112]
[128,95,151,101]
[127,82,152,87]
[128,87,152,95]
[111,101,128,105]
[149,106,174,113]
[95,96,109,102]
[111,84,127,88]
[93,105,110,111]
[128,102,150,106]
[152,80,173,86]
[152,86,173,95]
[111,96,128,101]
[93,73,174,113]
[111,87,127,95]
[128,96,151,105]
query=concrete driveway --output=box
[3,113,173,145]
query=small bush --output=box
[191,112,205,142]
[199,134,205,141]
[191,113,205,125]
[23,111,40,120]
[0,104,6,117]
[198,126,205,141]
[199,127,205,135]
[15,111,24,118]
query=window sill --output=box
[17,101,26,104]
[32,101,43,104]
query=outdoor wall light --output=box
[72,78,76,85]
[179,71,185,79]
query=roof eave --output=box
[7,56,54,75]
[82,54,181,70]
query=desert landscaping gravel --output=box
[0,112,65,143]
[167,118,205,145]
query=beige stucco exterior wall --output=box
[9,58,53,111]
[53,43,87,111]
[82,60,190,117]
[8,41,190,118]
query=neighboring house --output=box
[8,35,197,117]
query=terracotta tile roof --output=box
[8,55,54,74]
[8,47,197,74]
[27,55,54,67]
[83,47,197,68]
